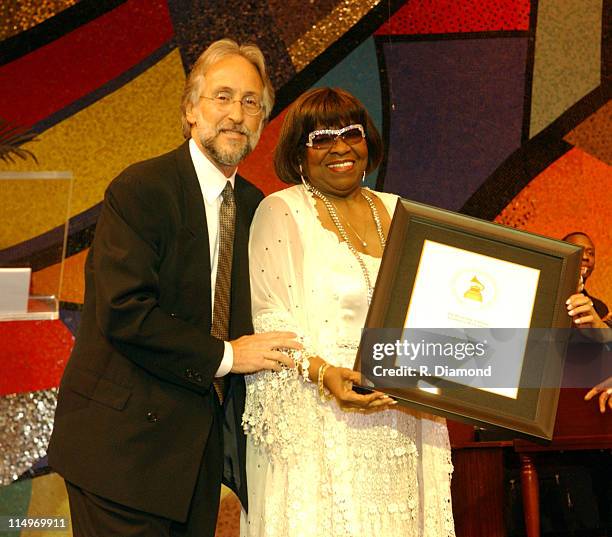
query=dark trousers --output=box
[65,400,223,537]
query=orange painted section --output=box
[496,147,612,305]
[31,249,88,304]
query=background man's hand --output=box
[585,377,612,414]
[567,293,608,328]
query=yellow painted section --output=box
[30,249,88,303]
[20,473,235,536]
[23,473,72,537]
[530,0,602,137]
[0,176,72,250]
[288,0,379,71]
[1,48,185,247]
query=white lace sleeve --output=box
[248,192,308,332]
[243,192,320,457]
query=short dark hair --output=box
[274,87,384,184]
[562,231,592,243]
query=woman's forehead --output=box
[310,117,359,130]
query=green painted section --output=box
[0,479,32,537]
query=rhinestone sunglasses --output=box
[305,124,365,150]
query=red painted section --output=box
[0,320,74,395]
[239,108,290,196]
[0,0,174,127]
[375,0,530,35]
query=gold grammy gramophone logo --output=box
[452,270,496,308]
[463,276,485,302]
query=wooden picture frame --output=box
[354,199,583,442]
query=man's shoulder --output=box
[116,145,183,183]
[107,144,186,198]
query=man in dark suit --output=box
[48,39,298,537]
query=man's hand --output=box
[585,377,612,414]
[566,293,608,328]
[230,332,300,373]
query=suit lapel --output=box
[223,176,252,507]
[229,176,254,340]
[174,141,212,319]
[175,144,255,340]
[233,178,250,265]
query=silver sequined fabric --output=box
[0,388,57,485]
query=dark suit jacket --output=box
[48,141,263,521]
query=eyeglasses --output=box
[201,91,263,116]
[305,124,365,150]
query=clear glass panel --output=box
[0,171,74,320]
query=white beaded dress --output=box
[241,185,455,537]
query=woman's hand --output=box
[323,365,396,411]
[566,293,608,328]
[584,376,612,414]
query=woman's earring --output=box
[299,164,309,188]
[362,170,366,183]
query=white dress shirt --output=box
[189,138,234,377]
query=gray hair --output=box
[180,39,275,138]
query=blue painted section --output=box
[309,38,382,188]
[60,309,82,337]
[382,38,527,210]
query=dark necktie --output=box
[211,181,235,403]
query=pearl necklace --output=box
[304,181,386,304]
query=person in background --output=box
[564,230,611,415]
[563,232,611,323]
[585,376,612,413]
[567,292,612,414]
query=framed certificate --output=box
[354,199,583,442]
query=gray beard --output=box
[201,133,253,167]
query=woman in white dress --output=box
[241,88,455,537]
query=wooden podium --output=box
[513,388,612,537]
[450,388,612,537]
